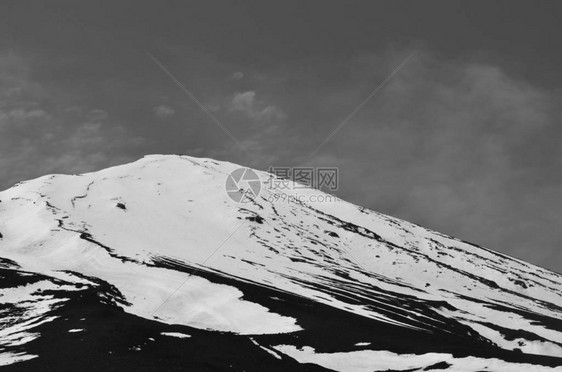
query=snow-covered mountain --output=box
[1,155,561,371]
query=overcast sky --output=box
[1,1,561,272]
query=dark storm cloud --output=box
[0,1,561,271]
[300,52,562,269]
[153,105,176,119]
[0,51,143,187]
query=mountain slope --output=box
[1,155,561,371]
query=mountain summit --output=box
[1,155,561,371]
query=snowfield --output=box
[274,345,562,372]
[0,155,561,370]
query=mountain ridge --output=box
[1,154,561,371]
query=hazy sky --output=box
[1,1,561,272]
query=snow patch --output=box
[161,332,191,339]
[354,342,371,346]
[0,352,37,367]
[250,338,282,359]
[273,345,562,372]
